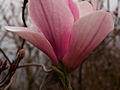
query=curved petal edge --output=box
[63,11,114,72]
[64,0,80,21]
[91,0,98,10]
[78,1,95,17]
[28,0,74,60]
[5,26,58,66]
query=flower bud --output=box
[18,49,25,60]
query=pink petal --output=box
[5,26,58,66]
[63,10,114,72]
[28,0,74,60]
[91,0,98,10]
[78,1,95,17]
[64,0,79,21]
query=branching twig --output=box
[0,49,24,88]
[18,64,52,72]
[0,48,11,64]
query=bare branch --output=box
[18,64,52,72]
[17,0,28,52]
[0,48,11,64]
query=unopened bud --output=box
[114,11,118,16]
[0,60,8,74]
[2,60,7,68]
[18,49,25,60]
[9,63,17,72]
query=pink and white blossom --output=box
[5,0,114,72]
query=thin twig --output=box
[39,75,47,90]
[0,48,11,64]
[17,0,28,52]
[107,0,110,11]
[18,64,52,72]
[22,0,28,27]
[0,71,10,84]
[20,40,25,50]
[21,0,28,46]
[19,0,28,49]
[4,75,14,90]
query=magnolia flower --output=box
[5,0,114,72]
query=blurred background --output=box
[0,0,120,90]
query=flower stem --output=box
[51,61,73,90]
